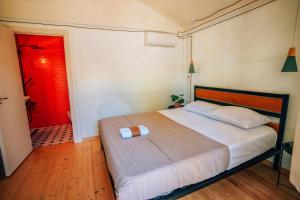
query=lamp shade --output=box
[281,47,298,72]
[189,60,195,73]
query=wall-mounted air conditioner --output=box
[144,31,177,47]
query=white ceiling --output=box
[141,0,238,28]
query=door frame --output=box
[5,24,82,143]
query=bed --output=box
[98,86,289,200]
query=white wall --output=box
[0,0,184,140]
[184,0,300,168]
[70,29,183,138]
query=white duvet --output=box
[159,108,277,169]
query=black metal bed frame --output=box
[101,86,289,200]
[193,86,289,169]
[152,86,289,200]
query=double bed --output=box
[99,86,289,200]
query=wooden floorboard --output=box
[0,138,299,200]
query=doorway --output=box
[15,34,73,148]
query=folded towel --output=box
[119,125,149,139]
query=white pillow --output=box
[207,106,271,129]
[183,100,221,116]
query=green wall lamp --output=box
[189,59,195,102]
[189,36,196,102]
[189,60,195,73]
[281,47,298,72]
[282,0,299,72]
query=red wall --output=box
[15,34,70,128]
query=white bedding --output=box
[159,108,277,169]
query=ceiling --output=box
[141,0,238,28]
[141,0,275,33]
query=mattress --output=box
[159,108,277,169]
[99,112,230,200]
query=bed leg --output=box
[273,154,280,170]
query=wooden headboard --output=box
[194,86,289,153]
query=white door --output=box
[0,25,33,176]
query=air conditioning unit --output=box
[144,31,177,47]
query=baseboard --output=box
[82,135,99,142]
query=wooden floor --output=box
[0,139,299,200]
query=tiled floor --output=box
[31,124,73,148]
